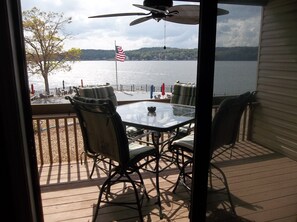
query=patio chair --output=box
[77,84,118,106]
[73,85,145,177]
[157,81,196,170]
[169,91,255,215]
[170,81,196,106]
[170,81,196,137]
[72,85,118,178]
[66,96,159,222]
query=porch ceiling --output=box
[174,0,268,6]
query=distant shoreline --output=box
[79,46,258,61]
[70,59,257,61]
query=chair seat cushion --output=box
[171,133,194,151]
[126,126,144,137]
[128,143,156,164]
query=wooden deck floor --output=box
[39,141,297,222]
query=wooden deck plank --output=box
[242,204,297,222]
[42,176,190,221]
[40,141,297,222]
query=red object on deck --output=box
[161,83,165,96]
[31,84,35,94]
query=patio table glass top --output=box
[116,101,195,132]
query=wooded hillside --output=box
[79,46,258,61]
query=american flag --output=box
[115,45,126,62]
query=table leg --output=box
[152,131,163,219]
[155,128,181,172]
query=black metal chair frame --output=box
[72,86,118,178]
[66,96,160,222]
[169,91,255,215]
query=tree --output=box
[22,7,81,95]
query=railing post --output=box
[247,102,257,140]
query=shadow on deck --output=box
[40,141,297,222]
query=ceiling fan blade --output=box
[164,5,229,25]
[217,8,229,16]
[165,5,200,24]
[88,12,148,19]
[133,4,167,14]
[130,16,153,26]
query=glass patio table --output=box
[117,101,195,154]
[117,101,195,218]
[117,101,195,133]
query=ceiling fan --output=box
[88,0,229,26]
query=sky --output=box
[20,0,262,50]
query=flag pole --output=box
[114,40,119,91]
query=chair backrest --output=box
[67,96,129,164]
[170,81,196,106]
[211,91,252,154]
[78,85,118,107]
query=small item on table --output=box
[147,106,156,113]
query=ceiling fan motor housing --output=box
[143,0,173,9]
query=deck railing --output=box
[32,99,255,165]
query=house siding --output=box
[252,0,297,160]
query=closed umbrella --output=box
[31,84,35,94]
[150,85,154,99]
[161,83,165,96]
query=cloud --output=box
[216,4,262,47]
[21,0,262,50]
[216,16,261,47]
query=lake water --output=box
[29,60,257,97]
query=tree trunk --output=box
[44,75,50,95]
